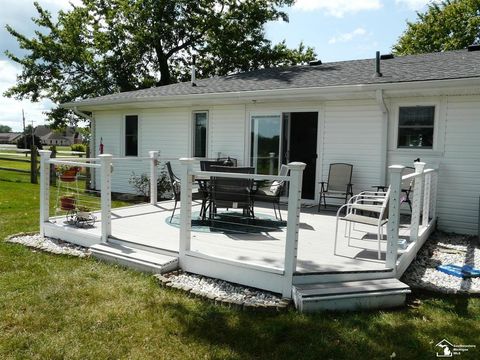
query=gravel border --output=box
[155,271,291,312]
[402,231,480,295]
[5,232,90,258]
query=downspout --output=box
[73,107,96,189]
[376,89,389,185]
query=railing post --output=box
[410,162,426,242]
[39,150,52,236]
[179,158,195,264]
[386,165,404,269]
[149,151,159,205]
[30,144,38,184]
[99,154,112,243]
[269,152,276,175]
[422,171,432,227]
[283,162,306,298]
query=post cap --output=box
[414,162,426,172]
[179,157,196,165]
[287,162,306,171]
[38,150,52,157]
[149,150,159,158]
[388,165,405,173]
[99,154,113,158]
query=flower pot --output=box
[60,196,76,210]
[60,170,78,182]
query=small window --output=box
[398,106,434,149]
[193,111,208,157]
[125,115,138,156]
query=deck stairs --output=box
[292,278,410,312]
[90,241,179,274]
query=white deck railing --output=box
[386,162,438,274]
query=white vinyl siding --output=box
[321,100,383,196]
[436,96,480,234]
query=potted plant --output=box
[57,165,81,182]
[60,194,76,210]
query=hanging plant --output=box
[60,194,76,210]
[56,165,81,182]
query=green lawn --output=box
[0,179,479,359]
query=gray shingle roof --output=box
[67,49,480,106]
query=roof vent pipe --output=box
[191,55,197,87]
[374,51,382,77]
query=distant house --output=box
[0,132,22,144]
[34,125,82,146]
[63,48,480,235]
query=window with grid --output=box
[125,115,138,156]
[397,106,434,149]
[193,111,208,157]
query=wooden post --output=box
[179,158,194,264]
[99,154,112,243]
[49,146,57,186]
[422,172,432,227]
[283,162,306,298]
[39,150,52,236]
[149,151,159,205]
[386,165,404,269]
[30,144,38,184]
[410,162,425,242]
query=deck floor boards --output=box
[49,201,413,274]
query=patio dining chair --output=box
[165,161,180,223]
[200,160,224,171]
[318,163,354,211]
[334,188,390,260]
[253,164,289,220]
[209,166,255,219]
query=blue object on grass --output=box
[436,264,480,278]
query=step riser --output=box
[296,292,408,312]
[293,271,395,285]
[108,238,178,257]
[92,250,178,274]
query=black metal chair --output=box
[374,166,415,211]
[318,163,354,211]
[209,166,255,219]
[200,160,224,171]
[165,161,183,223]
[253,164,289,220]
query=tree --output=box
[393,0,480,55]
[4,0,316,127]
[0,125,12,132]
[16,134,42,150]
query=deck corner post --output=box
[99,154,113,243]
[179,158,195,265]
[283,162,306,298]
[422,171,432,227]
[410,162,426,242]
[386,165,404,270]
[39,150,52,236]
[149,151,159,205]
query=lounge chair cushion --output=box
[269,181,282,196]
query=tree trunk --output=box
[155,48,172,86]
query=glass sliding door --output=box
[250,114,281,174]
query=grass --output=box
[0,178,479,359]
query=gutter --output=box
[72,106,93,121]
[376,89,389,185]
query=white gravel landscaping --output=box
[5,233,90,258]
[155,272,290,310]
[402,232,480,294]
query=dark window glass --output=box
[193,112,207,157]
[125,115,138,156]
[398,106,434,148]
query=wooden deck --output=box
[46,200,414,274]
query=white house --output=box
[63,48,480,235]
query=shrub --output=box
[70,143,86,153]
[128,165,172,200]
[16,134,43,149]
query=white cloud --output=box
[0,60,54,131]
[328,28,368,44]
[294,0,382,17]
[395,0,441,11]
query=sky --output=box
[0,0,437,131]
